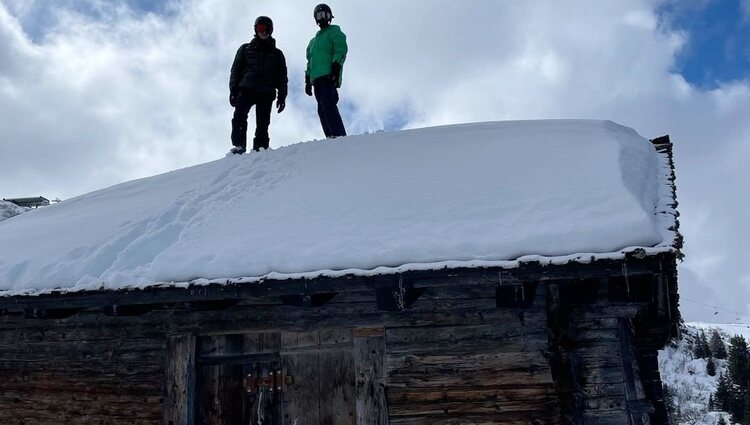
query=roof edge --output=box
[650,135,683,259]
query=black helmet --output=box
[313,4,333,23]
[254,16,273,35]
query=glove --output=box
[276,99,286,113]
[229,91,238,107]
[329,62,341,83]
[304,75,313,96]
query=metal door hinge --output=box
[244,370,294,394]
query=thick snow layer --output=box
[0,120,676,295]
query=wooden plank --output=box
[583,395,627,411]
[388,411,556,425]
[0,373,162,395]
[582,410,632,425]
[386,325,548,355]
[0,322,170,344]
[220,335,244,425]
[282,352,320,425]
[162,335,196,425]
[0,338,167,363]
[618,319,651,425]
[280,329,320,349]
[0,299,538,336]
[354,332,388,425]
[545,281,580,424]
[320,327,353,346]
[418,285,498,300]
[387,351,553,388]
[388,399,551,416]
[388,385,556,416]
[0,397,163,423]
[581,383,626,399]
[195,335,245,425]
[387,384,552,403]
[319,348,356,425]
[242,331,282,354]
[579,364,625,385]
[195,336,221,424]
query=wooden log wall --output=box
[0,267,676,425]
[0,311,168,424]
[384,283,557,424]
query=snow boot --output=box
[230,145,246,155]
[253,137,270,152]
[231,119,248,149]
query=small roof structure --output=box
[0,120,680,297]
[3,196,49,209]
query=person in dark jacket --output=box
[229,16,288,154]
[305,4,347,138]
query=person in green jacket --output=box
[305,4,347,138]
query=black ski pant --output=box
[232,89,274,151]
[313,77,346,138]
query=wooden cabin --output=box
[0,123,681,424]
[2,196,50,209]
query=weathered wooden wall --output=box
[0,311,167,424]
[0,263,677,425]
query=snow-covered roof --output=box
[0,120,678,296]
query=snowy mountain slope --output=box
[0,120,676,295]
[693,323,750,343]
[659,324,739,424]
[0,200,25,223]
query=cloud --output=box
[0,0,748,322]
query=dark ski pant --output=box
[313,77,346,138]
[232,89,274,151]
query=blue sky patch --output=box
[6,0,176,42]
[659,0,750,89]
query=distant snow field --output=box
[0,120,676,295]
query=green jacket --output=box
[306,25,348,87]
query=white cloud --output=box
[0,0,749,322]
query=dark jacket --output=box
[230,37,288,101]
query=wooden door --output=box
[193,330,357,425]
[242,357,285,425]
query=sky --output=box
[0,0,748,323]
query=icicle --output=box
[256,388,265,425]
[395,275,405,311]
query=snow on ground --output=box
[0,120,676,295]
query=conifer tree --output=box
[716,373,732,412]
[694,335,707,359]
[729,384,746,424]
[712,329,729,359]
[728,335,750,391]
[663,383,678,423]
[703,331,713,357]
[708,356,717,376]
[695,330,712,359]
